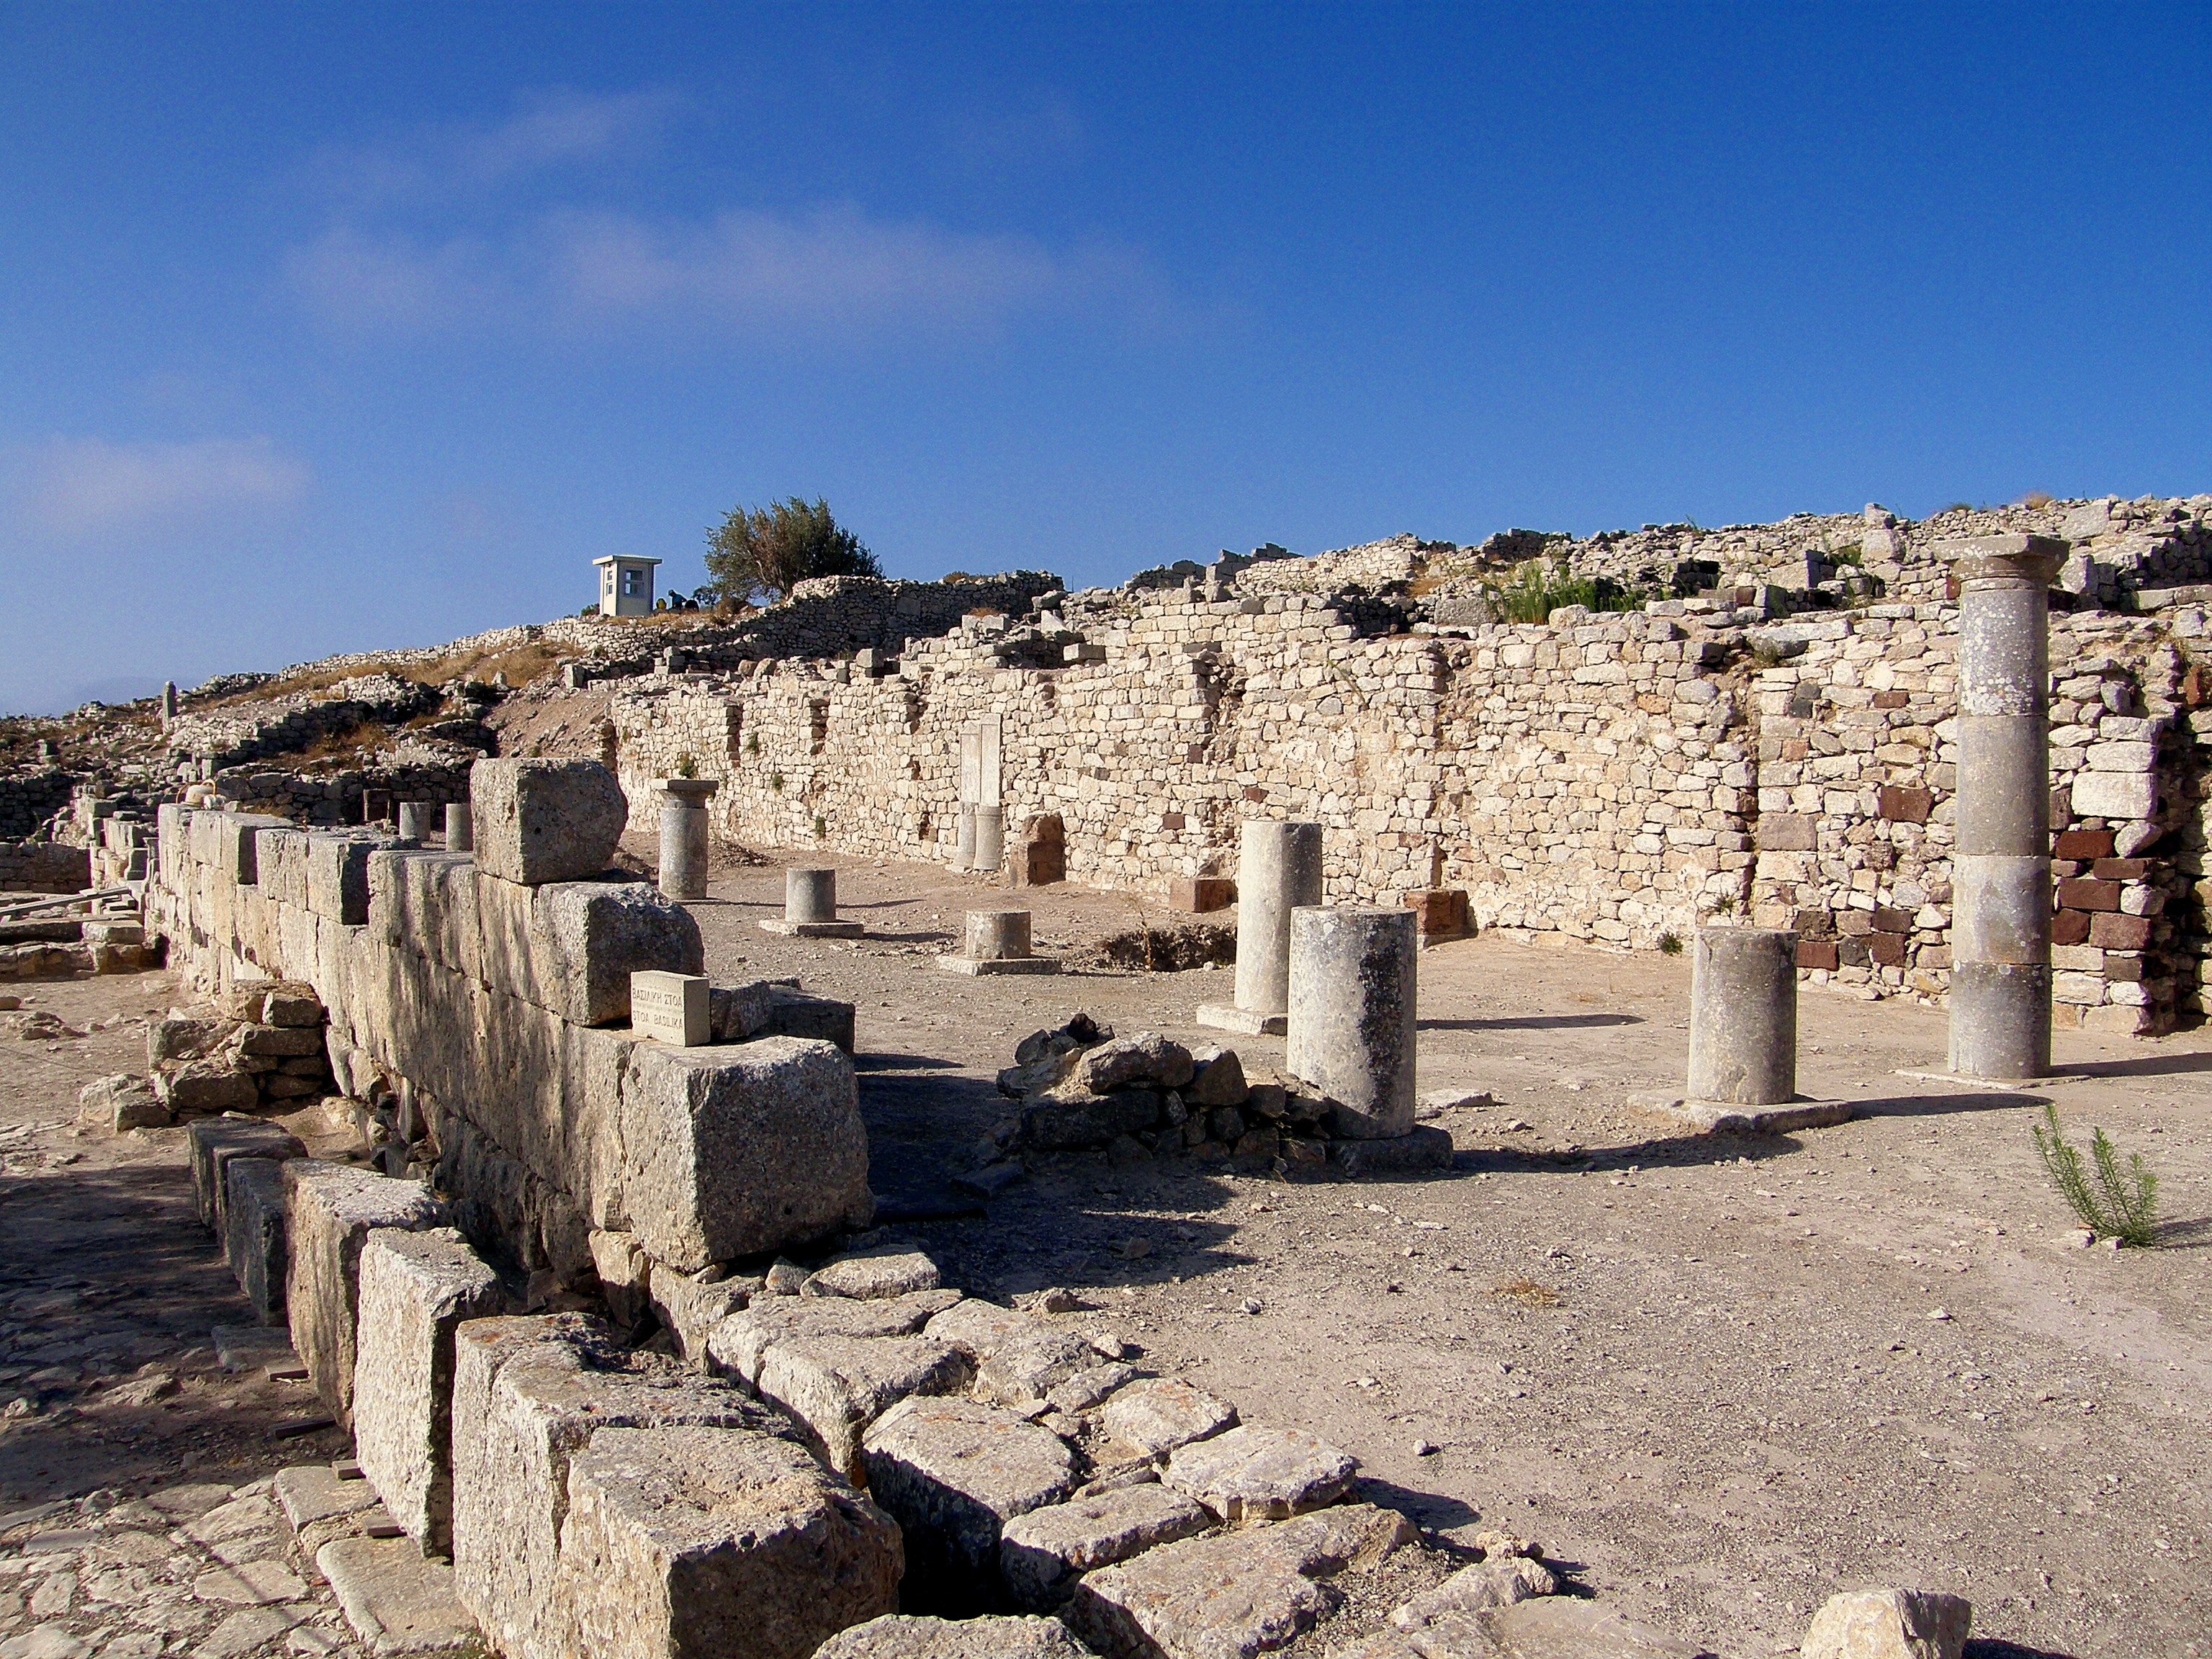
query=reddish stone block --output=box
[1796,940,1839,971]
[2091,858,2147,881]
[2055,878,2121,913]
[1872,691,1911,710]
[2089,912,2152,951]
[1790,908,1832,938]
[2051,909,2092,945]
[1871,907,1915,933]
[1868,932,1908,967]
[2054,829,2116,860]
[1877,785,1933,825]
[1401,889,1470,937]
[1170,877,1234,914]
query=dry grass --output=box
[297,721,388,763]
[1490,1276,1563,1308]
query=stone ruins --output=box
[3,490,2208,1658]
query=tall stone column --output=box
[657,779,719,902]
[1197,820,1323,1035]
[1943,535,2065,1079]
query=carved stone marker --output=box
[631,971,709,1047]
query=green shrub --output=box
[812,814,827,838]
[2032,1103,2159,1246]
[673,752,698,780]
[704,497,880,605]
[1656,931,1683,956]
[769,772,784,793]
[1485,561,1642,624]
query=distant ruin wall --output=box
[0,839,90,893]
[613,588,2211,1034]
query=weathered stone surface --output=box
[450,1316,787,1659]
[999,1483,1212,1609]
[805,1246,943,1301]
[1801,1589,1972,1659]
[1022,1092,1162,1150]
[1079,1033,1195,1093]
[77,1072,167,1133]
[317,1534,479,1658]
[282,1162,442,1429]
[763,985,859,1053]
[1457,1599,1718,1657]
[619,1037,873,1272]
[239,1022,326,1057]
[1184,1051,1248,1108]
[352,1228,503,1554]
[1100,1378,1238,1459]
[188,1118,306,1229]
[707,1289,963,1385]
[1164,1425,1359,1522]
[647,1264,754,1362]
[262,981,325,1026]
[859,1396,1076,1588]
[158,1062,259,1118]
[544,882,704,1026]
[754,1334,974,1480]
[470,758,629,886]
[149,1012,230,1065]
[1046,1362,1138,1415]
[923,1299,1050,1362]
[554,1424,903,1659]
[222,1158,290,1324]
[1328,1125,1455,1177]
[1061,1503,1413,1659]
[814,1615,1095,1659]
[1391,1558,1557,1629]
[975,1329,1102,1408]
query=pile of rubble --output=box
[76,979,335,1132]
[983,1019,1452,1189]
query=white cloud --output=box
[303,86,685,204]
[17,436,310,539]
[292,203,1161,344]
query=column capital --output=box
[1936,534,2066,588]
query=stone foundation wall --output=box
[145,788,872,1294]
[0,839,91,893]
[0,770,76,839]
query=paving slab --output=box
[318,1534,482,1658]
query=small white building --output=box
[594,555,661,619]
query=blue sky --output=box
[3,3,2206,714]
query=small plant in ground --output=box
[1491,1276,1562,1309]
[1656,931,1683,956]
[768,772,784,793]
[2032,1103,2159,1246]
[812,814,826,838]
[673,752,698,780]
[2022,491,2055,510]
[744,732,760,755]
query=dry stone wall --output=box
[612,515,2211,1035]
[0,839,90,892]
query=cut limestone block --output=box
[974,1330,1103,1410]
[999,1482,1212,1610]
[1326,1125,1455,1177]
[859,1396,1075,1600]
[223,1158,291,1325]
[353,1228,503,1555]
[1464,1599,1717,1657]
[804,1246,942,1301]
[470,759,628,886]
[706,1289,963,1386]
[318,1534,480,1658]
[77,1073,167,1133]
[813,1615,1094,1659]
[1099,1379,1238,1460]
[1061,1503,1414,1659]
[449,1315,789,1659]
[308,832,401,926]
[475,875,704,1026]
[1046,1363,1138,1416]
[1389,1557,1557,1629]
[274,1464,382,1556]
[753,1335,974,1482]
[618,1037,873,1272]
[646,1264,753,1363]
[763,985,858,1053]
[921,1300,1047,1363]
[553,1424,903,1659]
[1164,1425,1359,1522]
[282,1162,442,1429]
[189,1118,307,1230]
[158,1063,259,1120]
[1802,1588,1973,1659]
